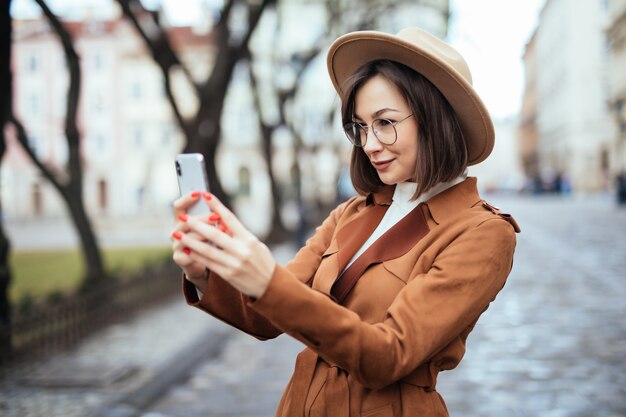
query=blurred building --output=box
[3,12,211,223]
[520,0,615,193]
[606,0,626,179]
[4,0,451,237]
[469,117,525,194]
[518,31,540,188]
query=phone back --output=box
[175,153,211,216]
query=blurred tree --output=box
[116,0,275,206]
[0,0,14,362]
[8,0,106,288]
[247,0,412,240]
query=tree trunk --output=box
[0,0,13,362]
[260,123,290,242]
[63,186,106,287]
[8,0,107,288]
[247,59,290,242]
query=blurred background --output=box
[0,0,625,416]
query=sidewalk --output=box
[0,295,232,417]
[0,243,297,417]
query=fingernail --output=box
[219,224,228,233]
[171,231,183,240]
[208,213,220,222]
[203,192,213,201]
[191,191,201,198]
[178,213,188,222]
[183,247,191,255]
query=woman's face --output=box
[354,75,419,185]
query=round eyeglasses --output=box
[343,114,414,147]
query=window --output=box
[94,52,103,71]
[29,94,39,115]
[98,179,108,210]
[32,182,42,215]
[133,127,143,147]
[28,54,38,72]
[131,81,142,99]
[238,166,251,197]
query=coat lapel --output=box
[335,204,388,273]
[331,203,430,304]
[313,187,393,295]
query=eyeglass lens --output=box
[344,119,397,146]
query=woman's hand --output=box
[171,192,210,291]
[171,193,277,299]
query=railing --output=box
[0,260,182,369]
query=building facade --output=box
[606,0,626,180]
[523,0,615,193]
[518,31,540,190]
[4,11,212,223]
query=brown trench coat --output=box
[183,177,520,417]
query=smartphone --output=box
[175,153,212,216]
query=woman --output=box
[171,28,521,417]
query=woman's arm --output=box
[173,194,351,339]
[248,217,517,388]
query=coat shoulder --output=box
[476,200,521,233]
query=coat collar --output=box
[365,185,395,206]
[366,175,479,217]
[424,177,482,225]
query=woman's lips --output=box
[372,159,394,171]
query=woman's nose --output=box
[363,130,384,154]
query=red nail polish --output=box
[203,192,213,201]
[183,247,191,255]
[208,213,220,222]
[219,224,228,233]
[178,213,188,222]
[172,231,183,240]
[191,191,201,198]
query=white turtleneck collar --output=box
[391,168,468,212]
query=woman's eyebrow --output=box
[354,107,401,120]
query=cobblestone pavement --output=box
[142,195,626,417]
[2,196,625,417]
[0,297,232,417]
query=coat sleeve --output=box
[249,217,517,387]
[183,199,353,340]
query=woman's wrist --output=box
[185,268,209,290]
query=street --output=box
[142,194,626,417]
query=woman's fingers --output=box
[172,191,203,218]
[174,227,238,271]
[172,194,275,298]
[203,193,252,240]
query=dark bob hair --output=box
[341,60,468,200]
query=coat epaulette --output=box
[481,201,521,233]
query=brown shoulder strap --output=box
[481,201,521,233]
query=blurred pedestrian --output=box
[171,27,521,417]
[617,170,626,205]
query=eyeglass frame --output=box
[343,113,414,147]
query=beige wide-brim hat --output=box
[327,27,494,165]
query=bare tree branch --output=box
[115,0,194,140]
